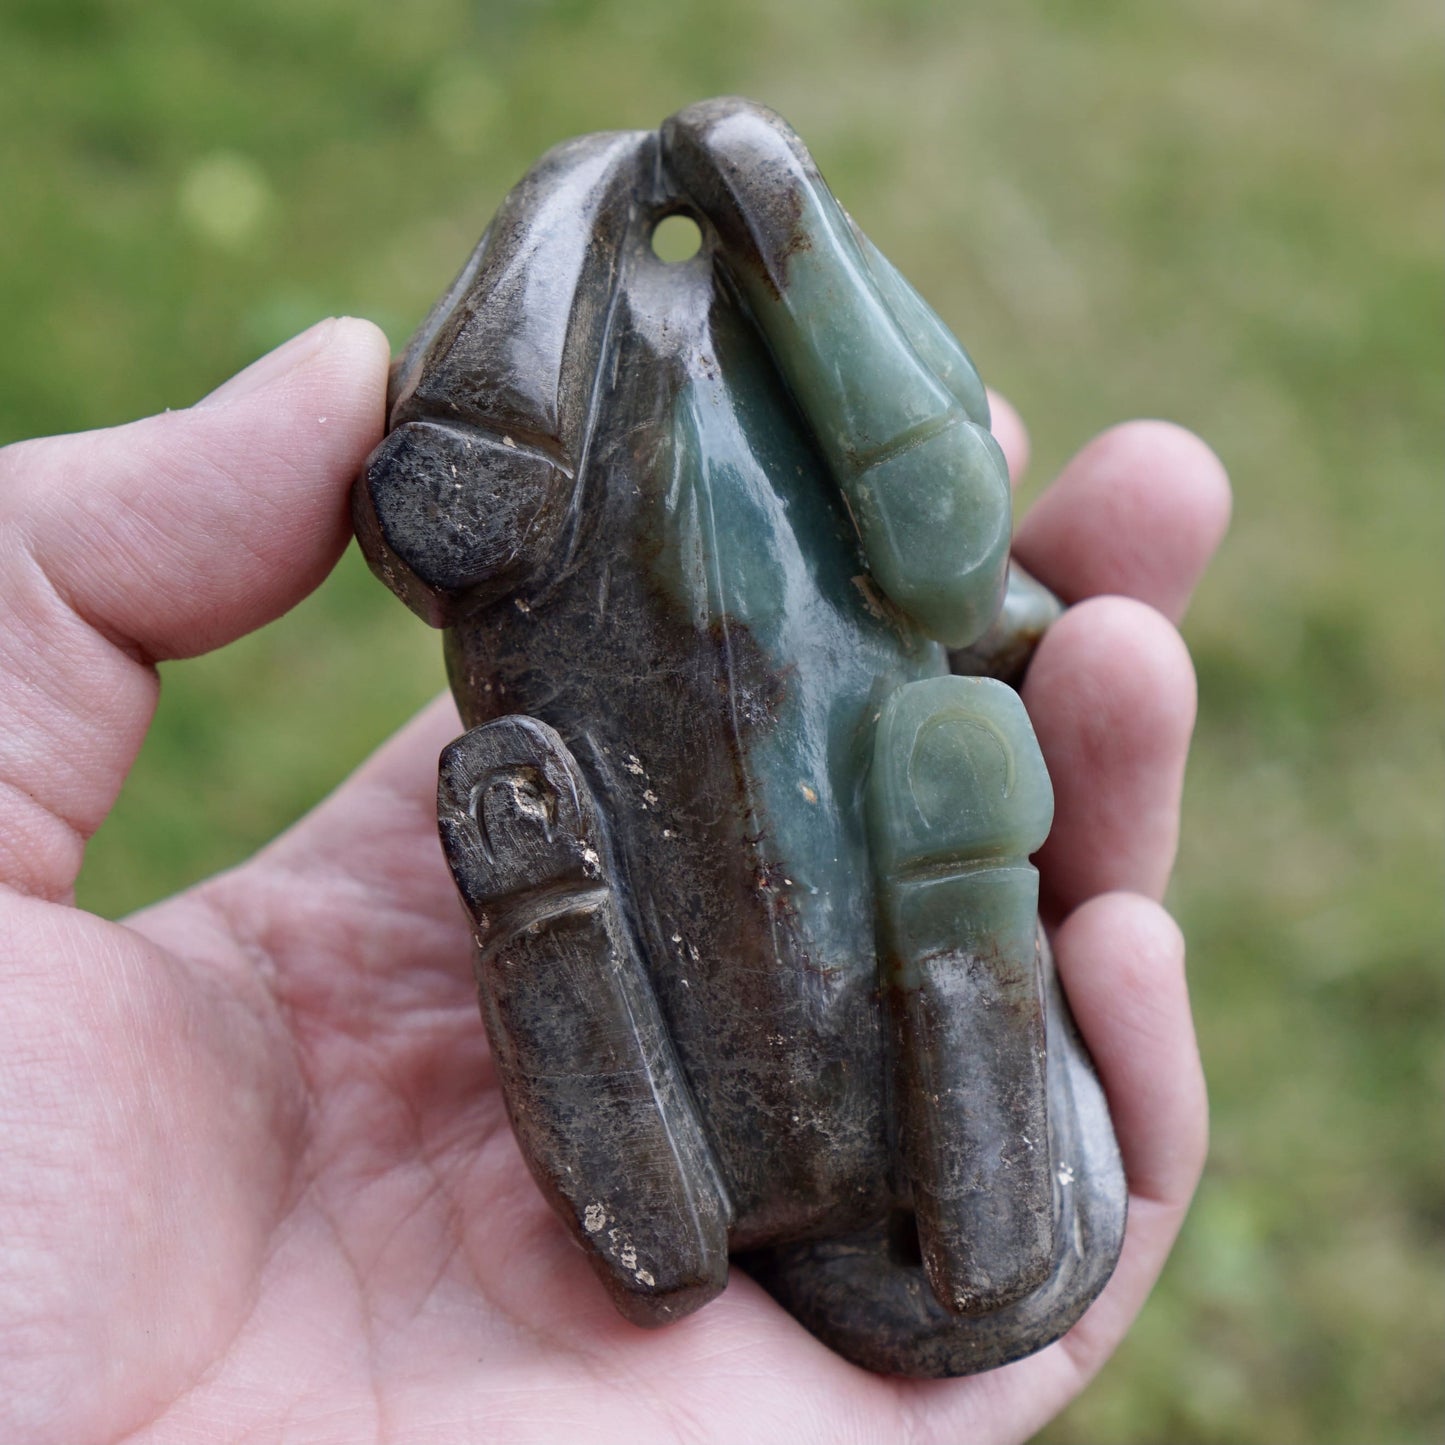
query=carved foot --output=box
[438,715,733,1326]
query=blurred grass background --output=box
[2,0,1440,1438]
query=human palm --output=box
[0,319,1226,1444]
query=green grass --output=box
[3,1,1441,1439]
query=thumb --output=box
[0,317,390,901]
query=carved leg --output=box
[438,715,732,1326]
[867,675,1057,1314]
[661,97,1011,650]
[745,672,1125,1373]
[739,929,1127,1377]
[843,218,1067,690]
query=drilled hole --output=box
[650,212,703,263]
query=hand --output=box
[0,321,1227,1444]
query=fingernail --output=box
[193,318,339,409]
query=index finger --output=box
[1015,419,1231,624]
[1014,421,1229,916]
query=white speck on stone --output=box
[515,598,531,613]
[671,933,682,944]
[502,435,516,447]
[662,828,674,838]
[583,1202,606,1233]
[798,782,818,804]
[318,416,328,424]
[579,844,602,876]
[1057,1163,1076,1187]
[642,789,659,806]
[625,755,646,776]
[607,1224,648,1280]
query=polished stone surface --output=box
[353,96,1125,1376]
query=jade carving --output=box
[352,97,1126,1376]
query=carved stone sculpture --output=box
[352,97,1126,1376]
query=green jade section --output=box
[714,164,1011,648]
[868,675,1053,979]
[655,295,946,955]
[646,217,1028,1059]
[646,150,1053,1301]
[868,675,1056,1311]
